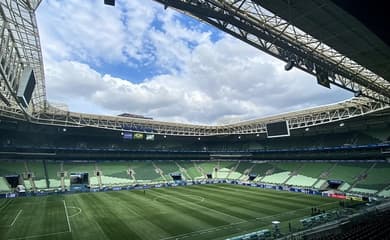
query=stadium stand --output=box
[96,162,134,186]
[261,171,291,184]
[175,162,202,180]
[378,189,390,198]
[0,177,10,192]
[1,160,389,196]
[127,161,161,182]
[228,171,243,180]
[0,161,26,176]
[235,161,255,175]
[45,161,62,188]
[215,168,230,179]
[327,163,372,185]
[354,163,390,191]
[275,162,302,172]
[1,117,387,157]
[298,163,333,178]
[313,179,327,189]
[339,183,351,191]
[319,210,390,240]
[154,161,181,181]
[349,187,377,195]
[286,174,318,187]
[251,162,276,177]
[197,162,217,175]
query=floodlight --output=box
[354,90,363,97]
[284,60,294,71]
[316,69,330,88]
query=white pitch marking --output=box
[8,230,70,240]
[67,206,82,218]
[63,200,72,233]
[153,194,205,203]
[10,209,22,226]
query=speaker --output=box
[104,0,115,6]
[17,67,36,107]
[316,68,330,88]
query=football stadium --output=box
[0,0,390,239]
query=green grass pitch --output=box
[0,184,340,240]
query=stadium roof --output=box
[0,0,389,136]
[259,0,390,83]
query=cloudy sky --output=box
[36,0,352,124]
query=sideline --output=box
[63,200,72,233]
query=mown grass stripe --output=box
[181,185,309,213]
[0,184,340,240]
[0,198,12,212]
[160,187,273,219]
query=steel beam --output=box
[0,0,389,136]
[153,0,390,104]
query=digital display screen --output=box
[134,133,144,140]
[17,67,36,107]
[123,133,133,139]
[70,173,89,185]
[24,69,36,105]
[146,134,155,141]
[266,121,290,138]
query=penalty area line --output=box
[63,200,72,233]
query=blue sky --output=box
[36,0,352,124]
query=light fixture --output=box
[354,90,363,97]
[284,60,295,71]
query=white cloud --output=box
[37,0,352,125]
[37,0,158,64]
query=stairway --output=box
[152,162,167,182]
[347,162,377,192]
[226,161,240,179]
[175,161,192,180]
[282,163,304,185]
[311,163,338,188]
